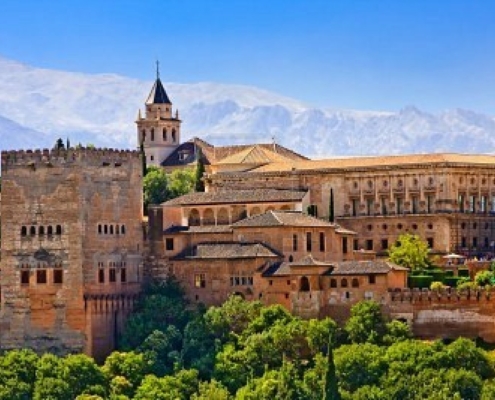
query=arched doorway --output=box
[300,276,310,292]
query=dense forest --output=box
[2,279,495,399]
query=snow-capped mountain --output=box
[0,55,494,157]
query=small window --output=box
[427,237,434,248]
[269,280,273,286]
[292,234,298,251]
[53,269,63,284]
[30,226,36,236]
[381,239,388,250]
[341,279,348,288]
[353,239,359,251]
[116,225,120,235]
[98,269,105,283]
[330,278,337,288]
[194,273,206,288]
[288,255,294,262]
[366,239,373,251]
[342,237,348,254]
[39,226,45,235]
[121,268,127,283]
[306,232,312,252]
[110,225,114,235]
[36,270,47,284]
[172,129,176,142]
[21,226,27,236]
[56,225,62,235]
[287,280,291,286]
[151,128,155,141]
[47,226,53,235]
[163,128,167,140]
[166,238,174,251]
[21,270,30,285]
[352,278,359,288]
[104,225,108,234]
[109,268,116,283]
[319,232,325,252]
[121,225,126,235]
[369,275,376,284]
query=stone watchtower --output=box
[0,147,143,361]
[136,63,182,167]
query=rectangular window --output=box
[319,232,325,252]
[481,196,487,213]
[412,196,419,214]
[381,239,388,250]
[473,237,478,248]
[53,269,63,284]
[165,238,174,251]
[342,237,348,254]
[292,234,298,251]
[306,232,312,252]
[194,273,206,288]
[396,197,403,214]
[36,270,47,284]
[366,198,374,216]
[21,270,30,285]
[352,199,358,217]
[121,268,127,283]
[469,195,476,213]
[462,237,467,248]
[353,239,359,251]
[427,195,434,213]
[381,198,388,215]
[98,269,105,283]
[366,239,374,251]
[459,194,465,212]
[109,268,116,283]
[427,237,434,248]
[369,275,376,285]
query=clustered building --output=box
[3,73,495,359]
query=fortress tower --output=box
[0,147,144,361]
[136,63,182,167]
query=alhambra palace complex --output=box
[3,75,495,360]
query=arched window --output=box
[171,128,176,142]
[30,226,36,236]
[151,128,155,141]
[39,226,45,235]
[121,225,126,235]
[217,208,229,225]
[203,208,215,225]
[352,278,359,288]
[98,224,102,234]
[104,225,108,234]
[188,209,201,226]
[21,226,27,236]
[341,278,348,288]
[330,279,337,288]
[250,206,262,216]
[116,225,120,235]
[48,226,53,235]
[300,276,310,292]
[162,128,167,141]
[141,129,146,142]
[56,225,62,235]
[110,225,114,234]
[288,255,294,262]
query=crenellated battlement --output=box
[1,147,141,171]
[389,287,495,303]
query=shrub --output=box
[430,281,445,291]
[458,268,470,278]
[408,275,433,289]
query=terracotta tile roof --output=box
[217,145,298,165]
[262,259,407,277]
[173,242,282,260]
[161,138,307,168]
[246,153,495,174]
[232,211,355,233]
[163,225,233,234]
[162,189,307,206]
[325,260,409,275]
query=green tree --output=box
[191,379,231,400]
[134,369,199,400]
[168,168,195,198]
[323,333,340,400]
[143,166,168,207]
[329,188,335,223]
[344,301,387,344]
[388,233,429,271]
[475,270,495,287]
[102,351,151,396]
[195,147,206,192]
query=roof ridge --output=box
[270,210,283,225]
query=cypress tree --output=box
[194,147,205,192]
[140,140,147,177]
[323,333,340,400]
[329,188,335,223]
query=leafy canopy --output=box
[388,233,429,271]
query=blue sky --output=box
[1,0,494,113]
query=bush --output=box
[408,275,433,289]
[427,270,446,283]
[430,281,445,291]
[444,277,463,288]
[445,270,455,277]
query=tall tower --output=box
[136,62,182,167]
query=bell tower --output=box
[136,62,182,167]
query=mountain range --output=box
[1,55,494,158]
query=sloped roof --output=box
[246,153,495,174]
[173,242,282,260]
[161,138,307,168]
[216,145,297,165]
[146,78,171,104]
[232,211,353,231]
[325,260,409,275]
[162,189,307,206]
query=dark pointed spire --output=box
[146,60,171,104]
